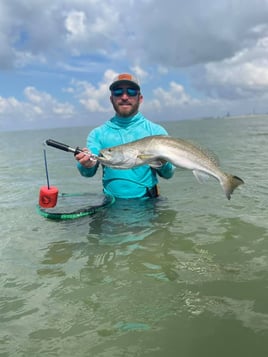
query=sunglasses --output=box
[111,88,139,97]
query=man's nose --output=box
[121,92,129,99]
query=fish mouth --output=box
[96,152,107,163]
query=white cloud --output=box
[24,87,75,117]
[0,96,20,112]
[130,66,149,83]
[24,87,44,104]
[65,11,87,37]
[200,36,268,99]
[1,0,268,68]
[128,0,268,66]
[1,0,268,130]
[0,1,121,66]
[154,82,193,107]
[0,87,75,130]
[70,69,116,112]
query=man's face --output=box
[110,84,143,118]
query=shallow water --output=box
[0,116,268,356]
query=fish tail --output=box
[221,174,244,200]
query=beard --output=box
[111,98,140,118]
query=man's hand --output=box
[75,148,97,168]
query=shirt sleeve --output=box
[77,161,99,177]
[156,161,175,179]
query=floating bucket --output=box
[39,186,59,208]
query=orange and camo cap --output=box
[109,73,140,90]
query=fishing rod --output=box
[39,139,97,209]
[45,139,98,159]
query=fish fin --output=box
[138,154,155,161]
[149,161,164,168]
[137,154,163,168]
[221,174,244,200]
[193,170,210,183]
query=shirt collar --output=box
[111,112,143,127]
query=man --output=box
[75,73,175,198]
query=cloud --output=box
[69,69,116,112]
[0,0,124,67]
[129,0,268,67]
[2,0,268,77]
[195,36,268,99]
[1,0,268,130]
[130,65,149,83]
[0,87,75,130]
[153,82,194,107]
[1,0,266,68]
[143,81,224,120]
[24,87,74,116]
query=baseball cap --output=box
[109,73,140,91]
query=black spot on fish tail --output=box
[223,174,244,200]
[233,175,244,184]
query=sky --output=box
[1,0,268,131]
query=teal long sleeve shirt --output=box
[77,112,175,198]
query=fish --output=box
[97,135,244,200]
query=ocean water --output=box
[0,116,267,356]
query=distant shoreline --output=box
[222,113,268,120]
[1,113,267,133]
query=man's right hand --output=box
[75,148,97,168]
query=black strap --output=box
[145,185,159,198]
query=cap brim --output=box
[109,80,140,91]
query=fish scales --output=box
[97,135,244,200]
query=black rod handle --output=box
[46,139,82,155]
